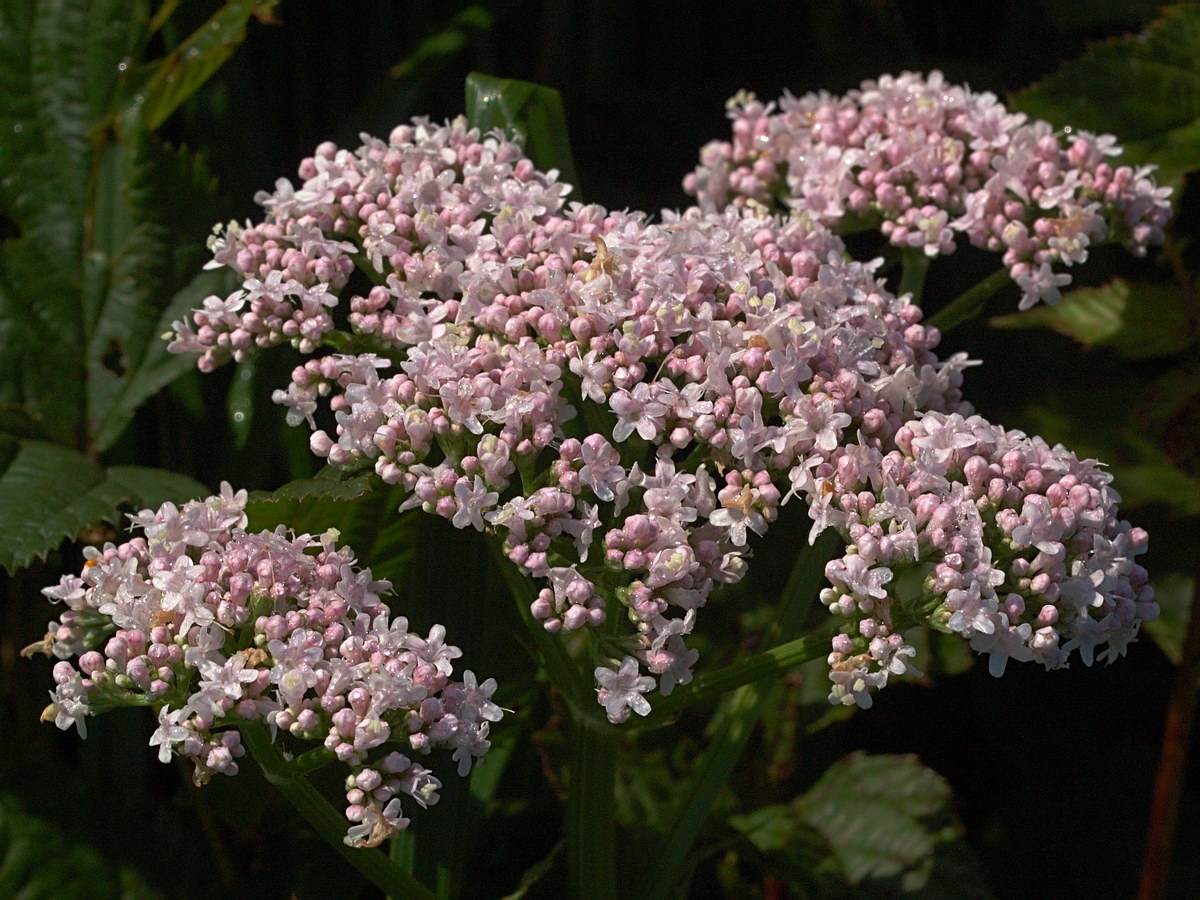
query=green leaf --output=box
[0,1,231,452]
[91,267,236,453]
[0,792,161,899]
[132,0,280,132]
[0,0,146,258]
[86,135,222,451]
[1144,572,1195,665]
[0,433,207,572]
[989,279,1195,359]
[245,466,378,511]
[0,237,86,446]
[1010,4,1200,186]
[465,72,580,196]
[795,752,953,884]
[1017,390,1200,518]
[729,754,994,898]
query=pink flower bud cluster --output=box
[806,412,1157,708]
[34,486,500,848]
[168,109,1153,722]
[169,116,977,722]
[685,72,1172,310]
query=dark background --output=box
[2,1,1195,897]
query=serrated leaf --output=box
[245,466,378,510]
[1010,4,1200,186]
[989,279,1195,358]
[86,134,220,450]
[0,792,161,899]
[1,0,146,255]
[91,266,236,452]
[465,72,579,197]
[0,238,85,445]
[245,471,416,587]
[132,0,279,132]
[1,2,240,453]
[0,433,207,572]
[795,752,953,885]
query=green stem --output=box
[489,532,617,898]
[634,530,841,899]
[488,539,598,720]
[926,267,1010,332]
[568,719,618,900]
[239,722,438,900]
[390,828,417,876]
[646,628,834,721]
[275,745,337,779]
[897,247,932,306]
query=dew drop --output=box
[232,411,246,423]
[117,56,130,72]
[12,122,22,134]
[187,47,201,59]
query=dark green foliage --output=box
[0,433,206,571]
[0,792,161,899]
[1011,4,1200,188]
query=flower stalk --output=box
[241,722,438,900]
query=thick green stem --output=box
[239,722,438,900]
[898,247,932,306]
[634,530,841,899]
[926,267,1010,332]
[568,719,619,900]
[490,537,617,898]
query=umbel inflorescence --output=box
[30,487,500,847]
[161,74,1161,724]
[686,71,1171,309]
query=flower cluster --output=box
[685,71,1172,309]
[166,86,1159,720]
[29,487,500,847]
[807,412,1156,707]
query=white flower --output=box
[594,657,656,723]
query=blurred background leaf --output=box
[0,792,161,899]
[989,279,1196,359]
[1010,3,1200,188]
